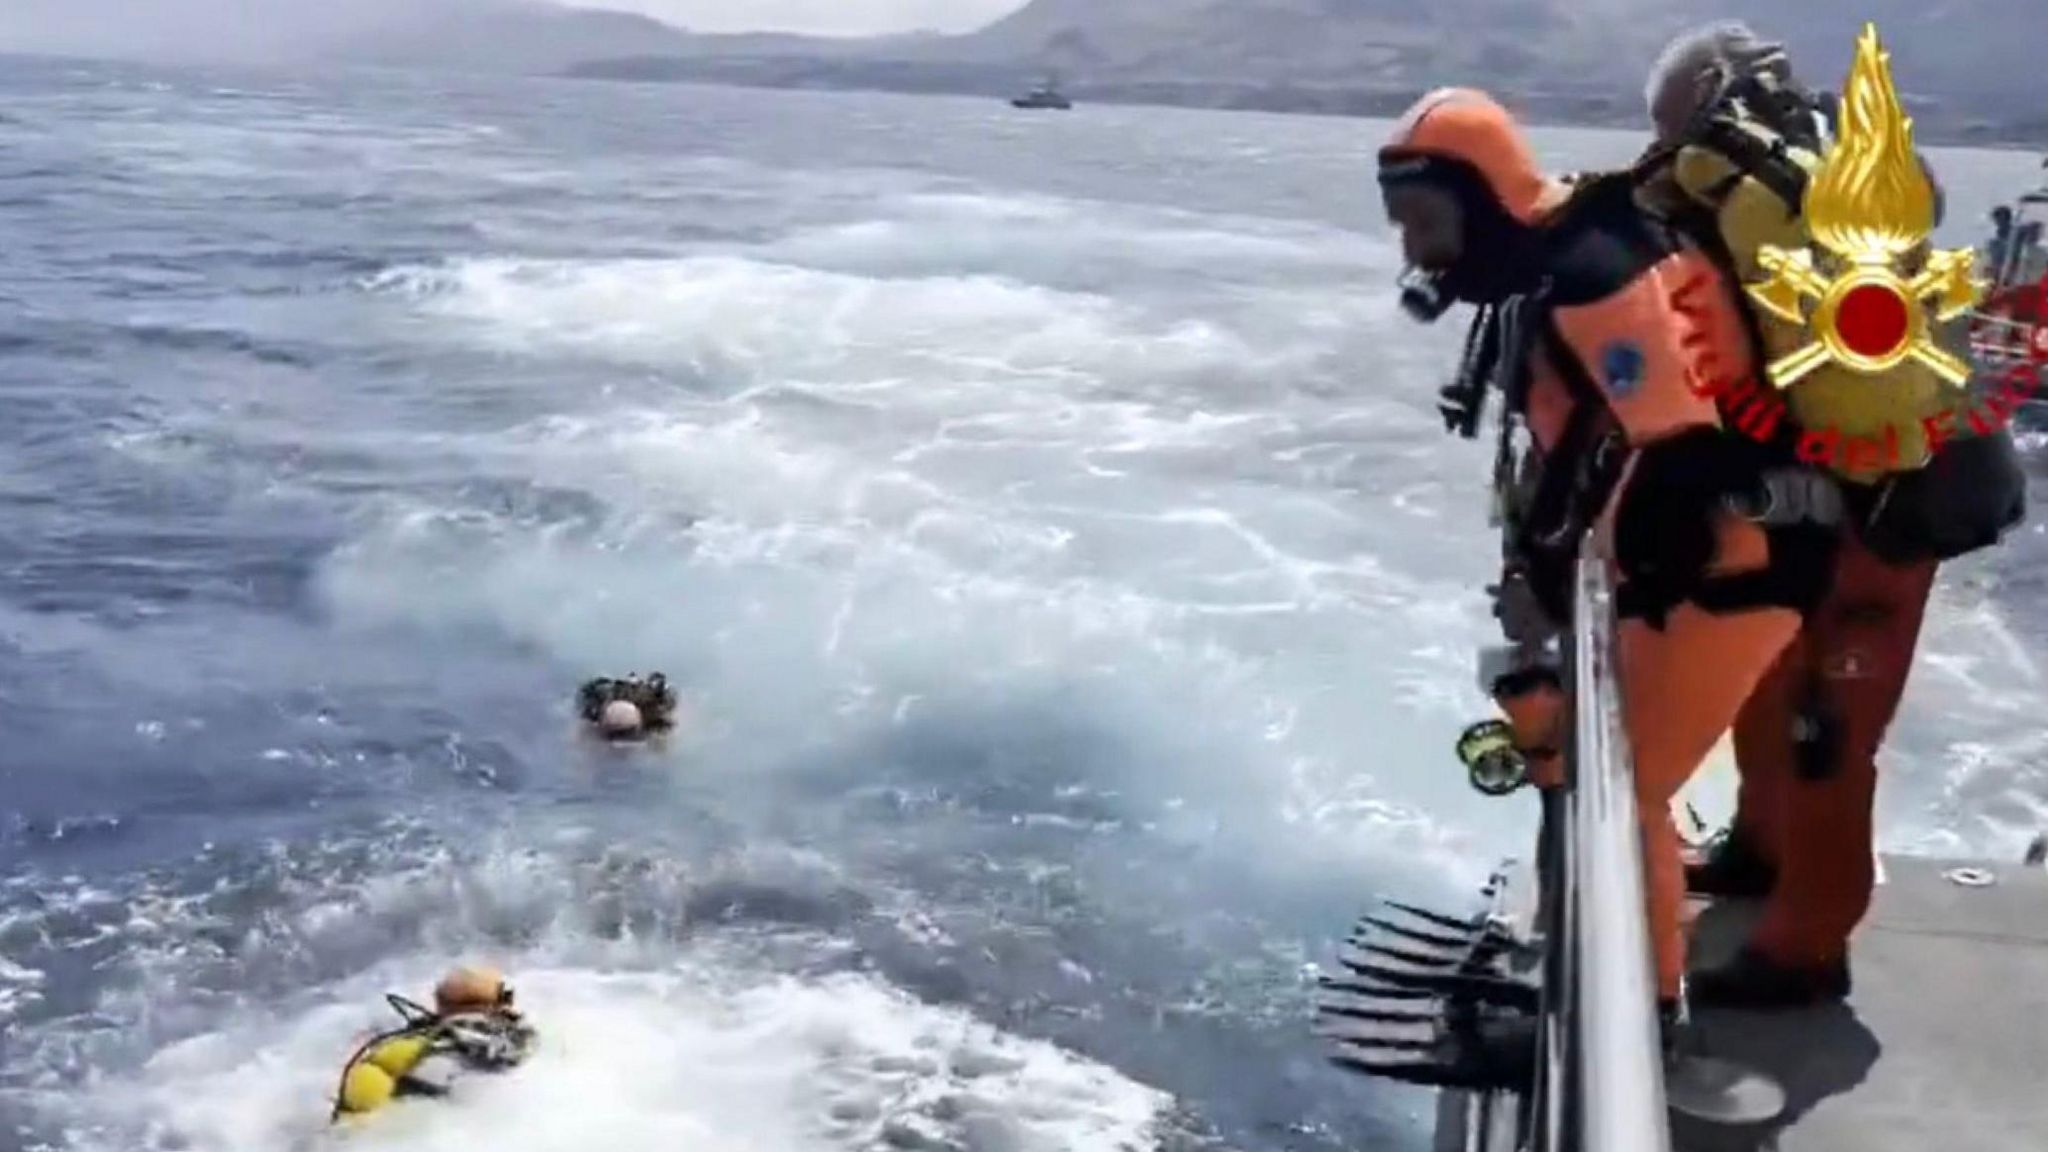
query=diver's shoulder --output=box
[1541,177,1684,307]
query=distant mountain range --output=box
[5,0,2043,143]
[0,0,691,72]
[562,0,2048,145]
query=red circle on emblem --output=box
[1836,283,1911,358]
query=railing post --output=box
[1528,785,1571,1152]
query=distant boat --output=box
[1010,76,1071,110]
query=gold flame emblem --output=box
[1747,24,1979,387]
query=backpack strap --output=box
[1690,114,1810,210]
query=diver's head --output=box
[599,699,645,739]
[434,965,513,1016]
[1377,88,1560,314]
[1993,204,2015,228]
[1644,21,1789,143]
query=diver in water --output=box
[333,965,537,1119]
[576,672,679,740]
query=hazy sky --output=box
[551,0,1031,37]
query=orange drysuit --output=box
[1726,534,1936,967]
[1382,90,1822,1003]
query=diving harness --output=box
[1439,271,1847,801]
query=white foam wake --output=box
[7,830,1176,1152]
[55,961,1167,1152]
[324,192,1485,875]
[359,251,1323,398]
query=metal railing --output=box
[1385,540,1678,1152]
[1516,546,1675,1152]
[1561,548,1673,1152]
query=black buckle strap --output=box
[1613,525,1836,624]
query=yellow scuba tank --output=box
[1655,88,1959,485]
[334,1029,434,1118]
[330,993,542,1123]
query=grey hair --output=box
[1644,21,1790,136]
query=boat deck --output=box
[1680,854,2048,1152]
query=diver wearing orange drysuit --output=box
[1629,25,2029,1008]
[1690,417,2023,1006]
[1689,537,1934,1005]
[1378,89,1832,1015]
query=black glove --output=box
[1613,428,1769,613]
